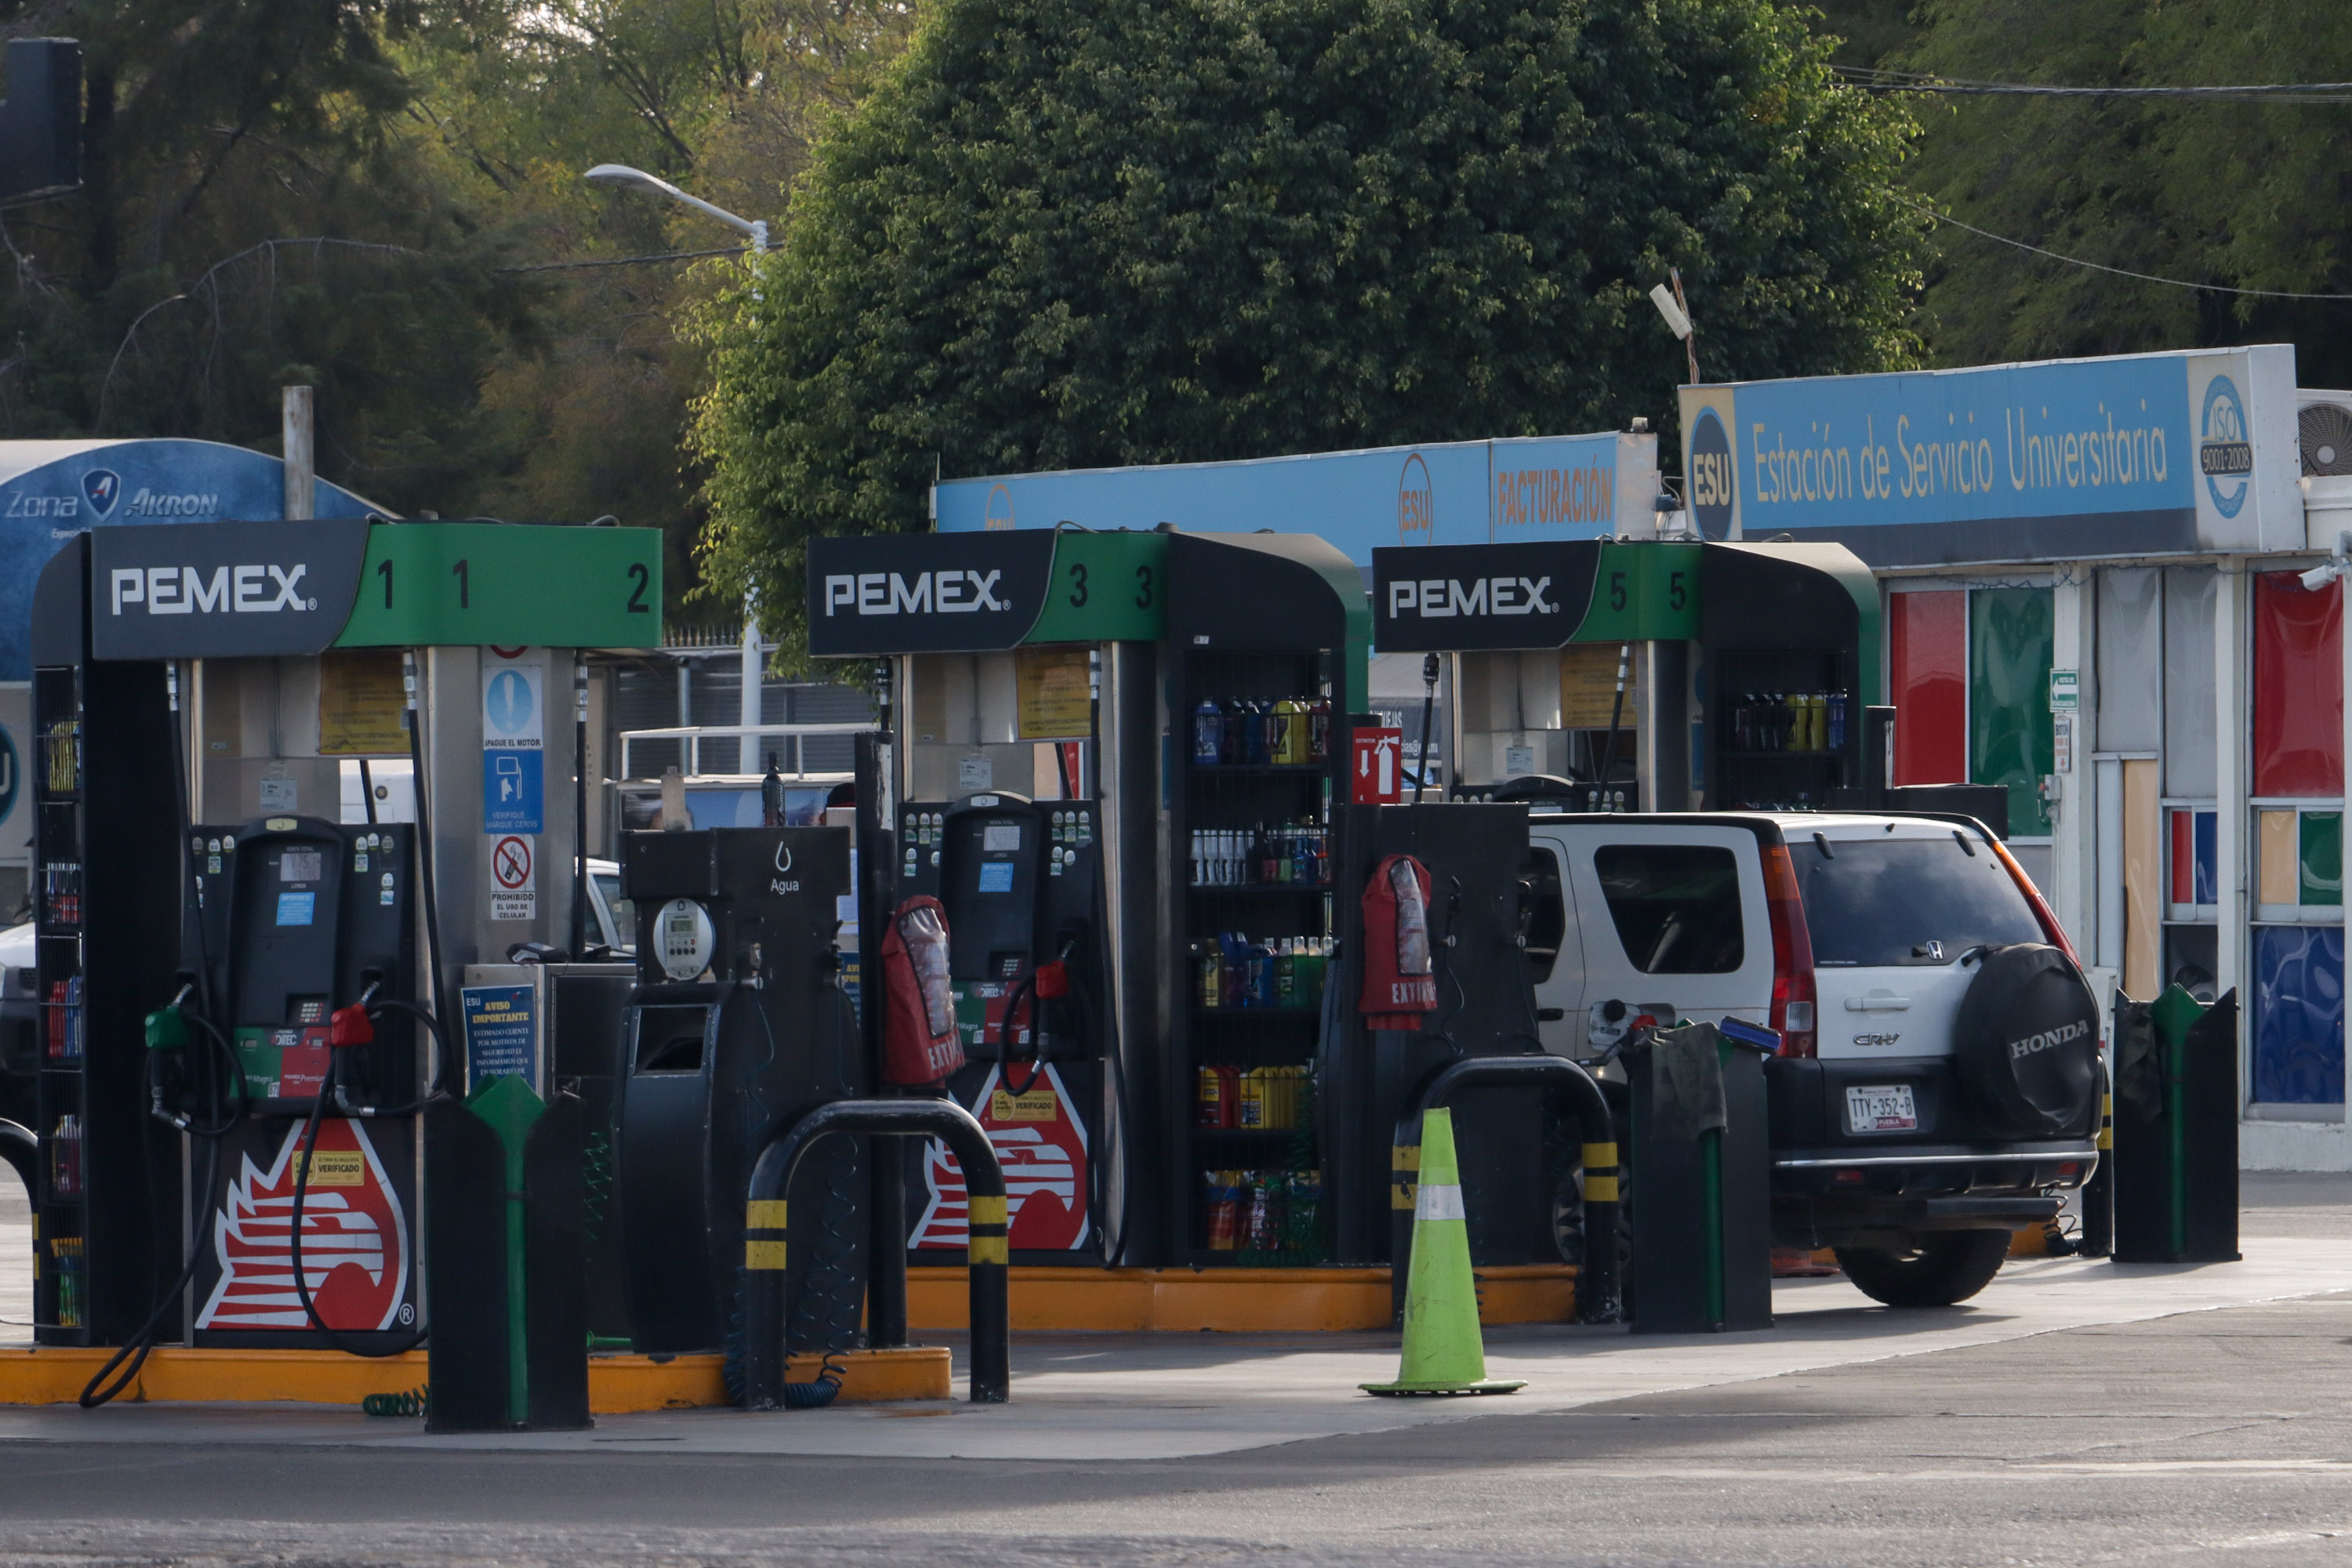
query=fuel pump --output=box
[178,814,434,1349]
[894,790,1112,1263]
[609,825,866,1356]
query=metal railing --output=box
[1402,1055,1624,1325]
[742,1098,1011,1409]
[619,722,872,779]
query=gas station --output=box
[0,387,2307,1428]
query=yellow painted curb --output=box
[0,1344,952,1410]
[908,1264,1577,1332]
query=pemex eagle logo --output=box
[198,1118,411,1331]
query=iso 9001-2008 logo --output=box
[2200,374,2253,518]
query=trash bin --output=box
[2111,985,2240,1265]
[1626,1018,1774,1333]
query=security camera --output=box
[2301,562,2340,592]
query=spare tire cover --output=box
[1951,944,2100,1136]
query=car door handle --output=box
[1843,995,1912,1011]
[1536,1007,1566,1022]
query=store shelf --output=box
[1189,764,1327,776]
[1192,1006,1321,1019]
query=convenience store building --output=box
[1682,346,2351,1169]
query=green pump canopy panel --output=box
[34,518,665,663]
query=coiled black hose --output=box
[362,1385,430,1417]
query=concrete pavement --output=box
[0,1175,2342,1566]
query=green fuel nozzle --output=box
[144,985,194,1051]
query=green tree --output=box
[0,0,912,605]
[693,0,1927,669]
[1898,0,2352,379]
[0,0,533,509]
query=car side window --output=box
[1521,848,1568,985]
[594,874,637,951]
[1592,844,1744,975]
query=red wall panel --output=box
[2253,573,2343,799]
[1891,590,1967,786]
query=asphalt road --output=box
[0,1176,2346,1567]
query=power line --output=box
[497,244,750,274]
[1907,198,2352,301]
[1837,66,2352,104]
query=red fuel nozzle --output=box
[1033,960,1070,1000]
[329,1004,374,1047]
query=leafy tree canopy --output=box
[0,0,909,615]
[1868,0,2352,379]
[693,0,1927,666]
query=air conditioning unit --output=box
[2297,390,2352,476]
[2298,391,2352,550]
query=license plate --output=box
[1846,1083,1918,1134]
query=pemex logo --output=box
[911,1064,1090,1252]
[2200,375,2253,519]
[198,1119,412,1330]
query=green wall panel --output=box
[2301,811,2343,907]
[1969,587,2054,835]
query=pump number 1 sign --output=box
[483,651,545,834]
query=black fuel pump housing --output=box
[1323,802,1565,1279]
[891,791,1111,1265]
[612,826,866,1355]
[183,815,423,1349]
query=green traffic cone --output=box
[1362,1106,1525,1396]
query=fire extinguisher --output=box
[1358,853,1439,1030]
[880,895,965,1086]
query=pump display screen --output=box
[976,862,1014,893]
[276,891,317,926]
[983,825,1021,852]
[279,849,323,883]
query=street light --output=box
[583,164,768,253]
[586,162,772,750]
[1648,268,1699,385]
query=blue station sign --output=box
[1678,346,2303,567]
[931,431,1660,573]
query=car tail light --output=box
[1988,837,2080,963]
[1760,843,1817,1058]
